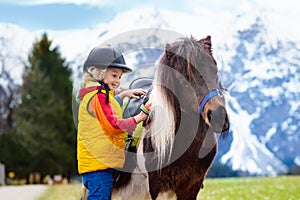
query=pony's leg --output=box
[175,181,203,200]
[80,184,88,200]
[148,182,177,200]
[156,191,177,200]
[148,176,159,200]
[112,169,150,200]
[148,176,171,200]
[149,178,201,200]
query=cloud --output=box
[0,0,113,6]
[183,0,299,14]
[2,0,299,17]
[254,0,300,13]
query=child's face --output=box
[103,67,123,90]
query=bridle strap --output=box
[198,89,222,114]
[198,88,229,134]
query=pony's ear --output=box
[198,35,212,53]
[198,35,217,64]
[165,43,172,59]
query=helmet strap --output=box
[98,80,110,104]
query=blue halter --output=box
[198,88,223,114]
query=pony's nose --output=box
[207,106,229,133]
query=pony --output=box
[110,35,230,200]
[81,35,230,199]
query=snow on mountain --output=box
[0,23,35,85]
[1,6,299,176]
[216,15,300,175]
[220,95,288,176]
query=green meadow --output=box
[198,176,300,200]
[37,176,300,200]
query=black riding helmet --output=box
[83,44,132,73]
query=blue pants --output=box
[82,169,115,200]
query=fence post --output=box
[0,162,5,186]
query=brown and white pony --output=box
[109,35,230,200]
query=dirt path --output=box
[0,184,48,200]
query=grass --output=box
[198,176,300,200]
[37,176,300,200]
[37,182,82,200]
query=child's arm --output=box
[95,93,149,134]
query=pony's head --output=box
[156,35,229,134]
[196,36,229,134]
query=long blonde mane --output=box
[148,81,176,169]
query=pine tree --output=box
[15,33,76,179]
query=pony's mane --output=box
[149,36,217,169]
[148,83,176,168]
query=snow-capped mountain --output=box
[216,16,300,176]
[0,7,299,176]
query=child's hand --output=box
[119,88,147,100]
[129,88,147,99]
[134,101,151,124]
[144,101,151,108]
[134,111,149,124]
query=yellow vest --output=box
[77,89,125,174]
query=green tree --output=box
[0,132,31,179]
[206,162,238,178]
[14,33,76,179]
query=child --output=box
[77,44,150,200]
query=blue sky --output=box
[0,0,193,30]
[0,3,115,30]
[0,0,299,31]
